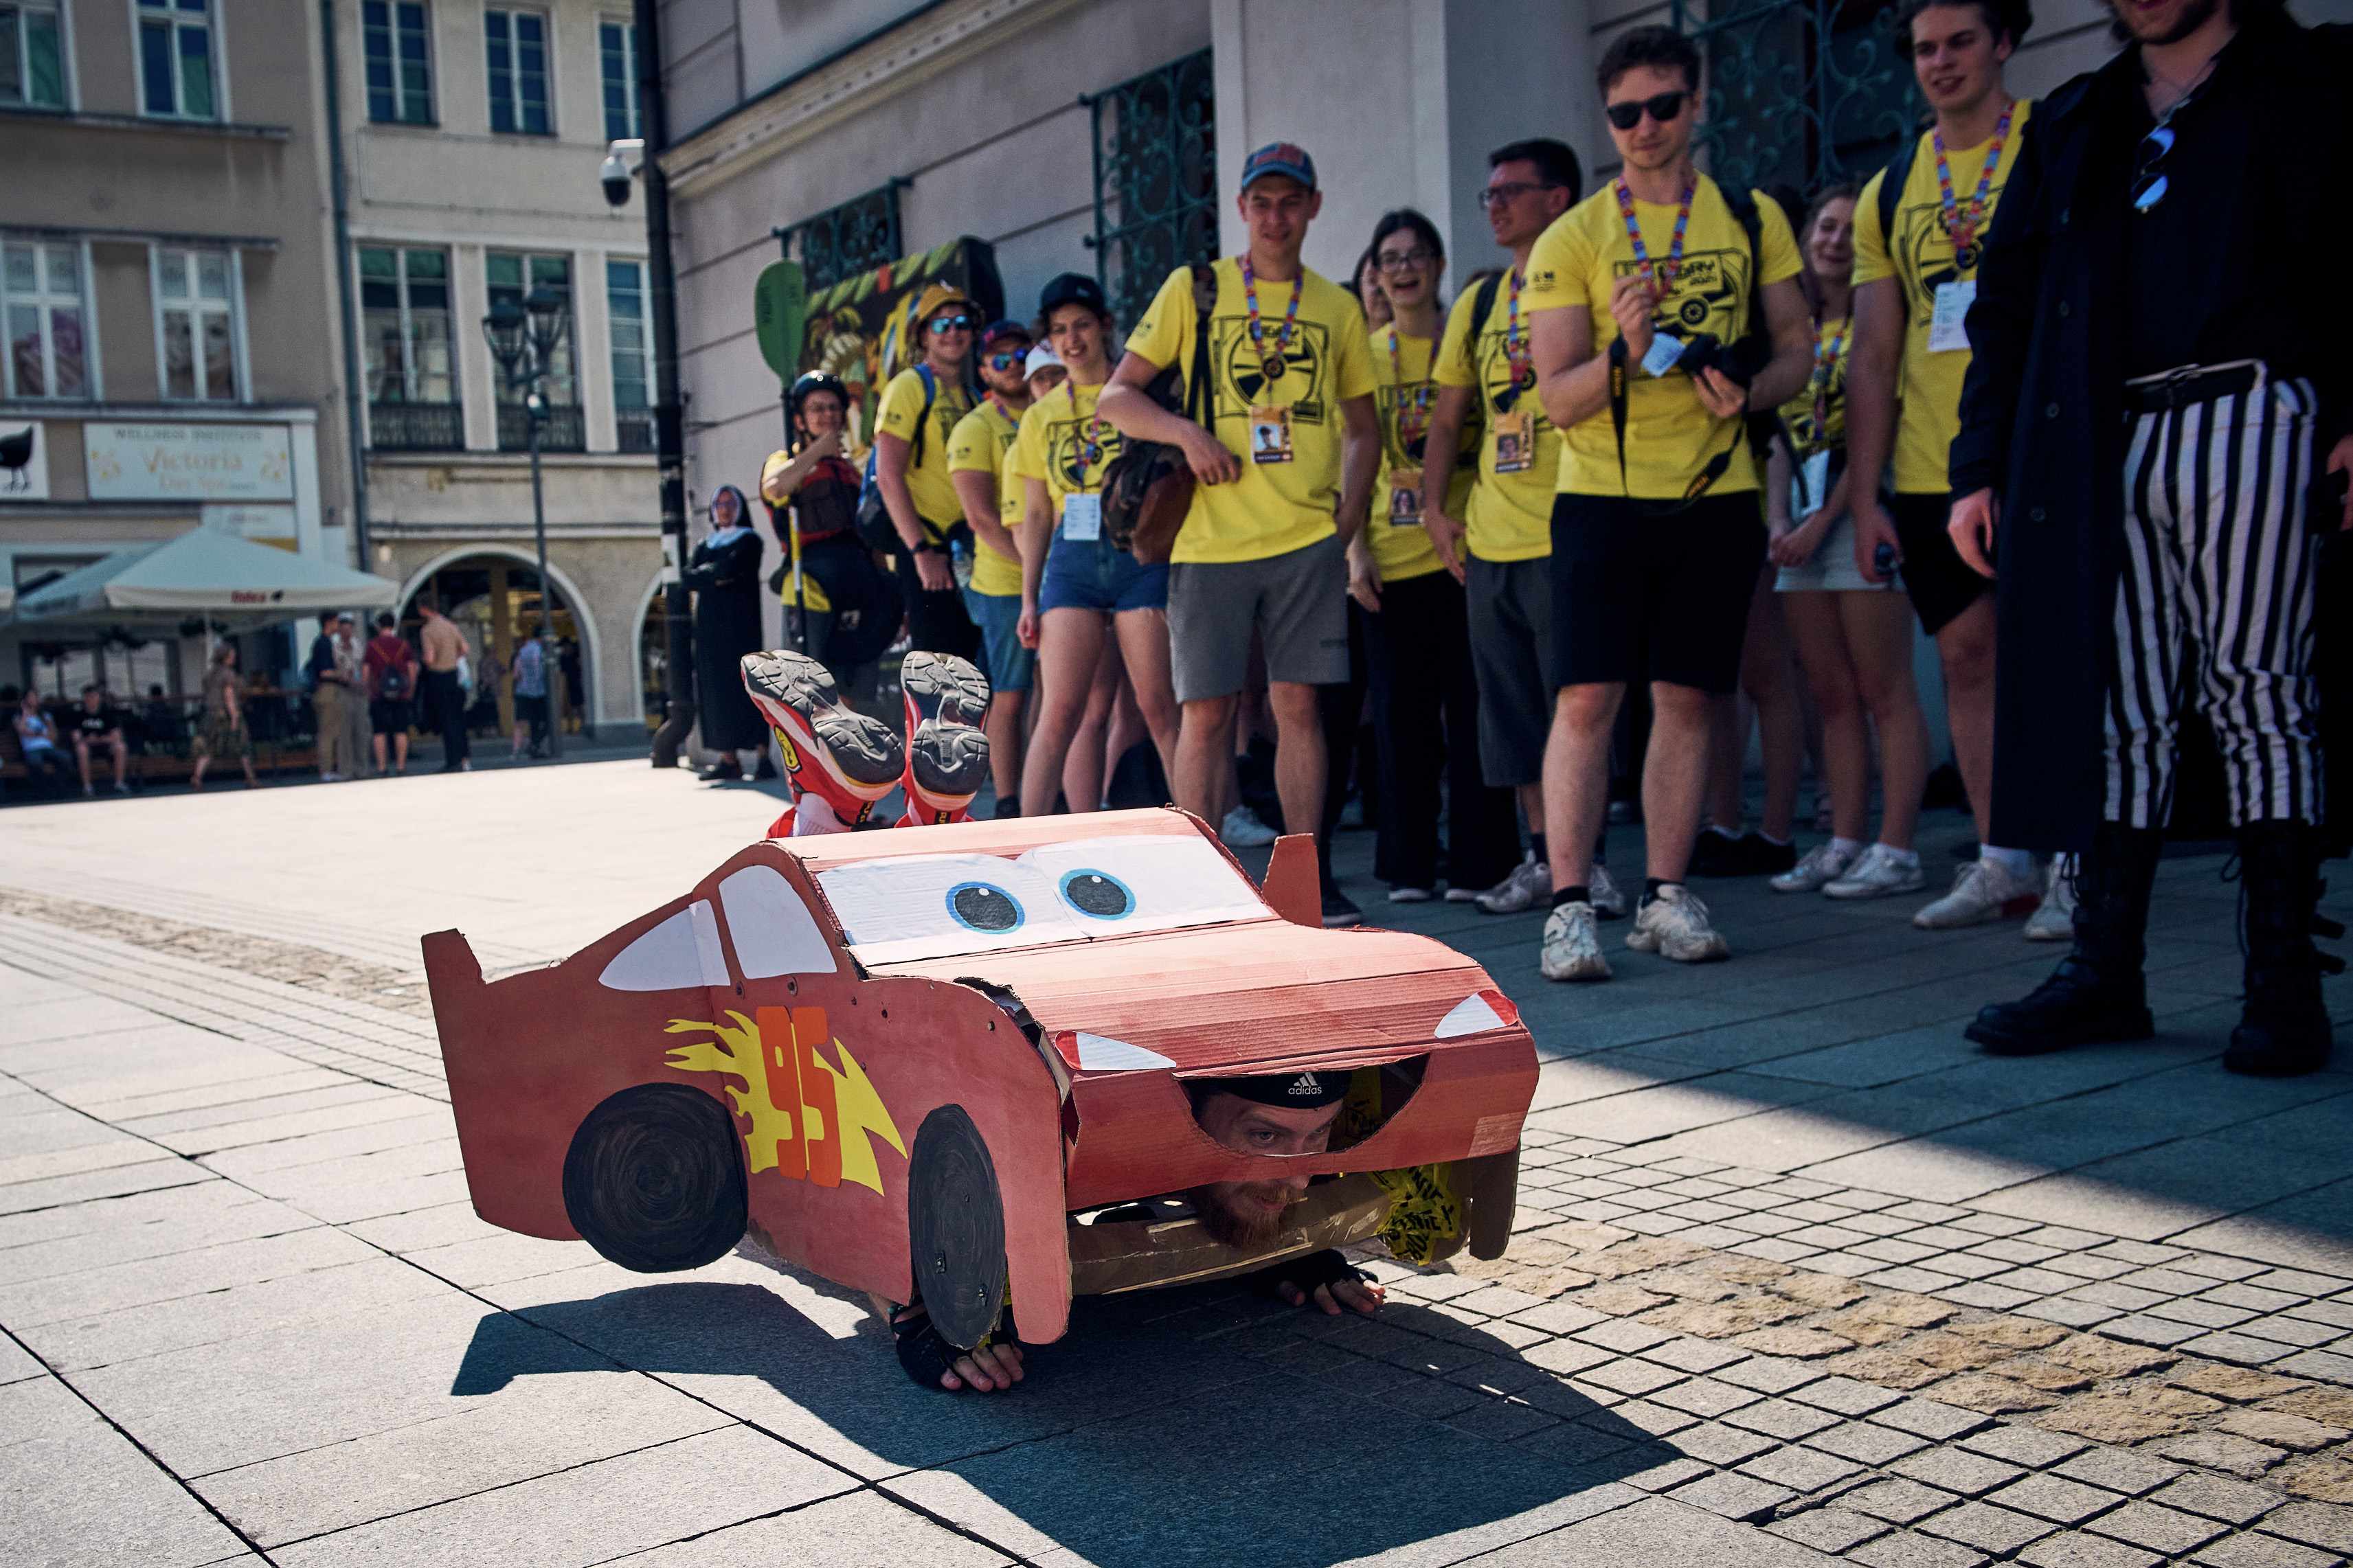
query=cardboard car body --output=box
[423,808,1539,1347]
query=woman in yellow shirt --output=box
[1353,210,1523,902]
[1011,273,1182,819]
[1764,183,1934,900]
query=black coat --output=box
[1950,15,2353,852]
[684,527,767,750]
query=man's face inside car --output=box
[1185,1091,1344,1247]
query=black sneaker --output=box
[1688,830,1742,876]
[1320,879,1363,929]
[1696,832,1797,877]
[993,796,1022,820]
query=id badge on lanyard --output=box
[1249,405,1294,464]
[1928,280,1976,353]
[1388,468,1423,525]
[1493,411,1534,474]
[1794,451,1832,517]
[1061,492,1103,541]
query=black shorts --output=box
[370,698,413,734]
[1891,491,1990,636]
[1551,491,1767,694]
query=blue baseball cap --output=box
[978,319,1030,350]
[1240,141,1317,192]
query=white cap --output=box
[1024,343,1063,382]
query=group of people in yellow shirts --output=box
[754,0,2056,981]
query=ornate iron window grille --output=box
[497,402,583,453]
[1083,48,1216,334]
[778,179,907,292]
[368,401,465,451]
[1670,0,1924,195]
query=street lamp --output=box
[482,283,569,757]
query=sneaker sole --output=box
[901,652,993,804]
[741,650,903,797]
[1824,876,1926,900]
[900,650,993,727]
[1913,891,2040,930]
[2023,917,2076,942]
[1542,954,1613,981]
[1965,1009,2154,1054]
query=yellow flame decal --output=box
[664,1012,905,1194]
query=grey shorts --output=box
[1465,553,1554,788]
[1167,533,1349,702]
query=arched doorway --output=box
[635,575,670,734]
[401,556,589,741]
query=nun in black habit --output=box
[685,484,767,774]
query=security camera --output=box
[602,139,645,208]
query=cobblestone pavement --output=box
[2,764,2348,1567]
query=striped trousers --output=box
[2105,367,2323,829]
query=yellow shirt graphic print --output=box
[1525,177,1802,499]
[946,400,1024,597]
[1366,325,1459,584]
[1778,316,1850,458]
[1852,100,2034,494]
[1435,282,1560,562]
[1126,258,1377,565]
[1009,380,1125,521]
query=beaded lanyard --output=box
[1503,269,1533,389]
[1810,316,1849,448]
[1931,99,2014,253]
[1386,327,1432,458]
[1239,254,1303,380]
[1613,176,1697,294]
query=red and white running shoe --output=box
[897,650,992,826]
[739,650,902,830]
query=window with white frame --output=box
[155,248,238,401]
[485,250,574,402]
[484,7,548,135]
[3,240,89,399]
[363,0,434,124]
[1,1,67,109]
[598,15,637,141]
[137,0,218,121]
[359,247,454,403]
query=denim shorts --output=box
[959,586,1036,694]
[1040,527,1168,614]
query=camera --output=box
[601,139,645,208]
[1663,332,1757,387]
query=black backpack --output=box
[377,657,409,701]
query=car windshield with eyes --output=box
[813,834,1273,964]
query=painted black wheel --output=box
[562,1084,747,1273]
[906,1104,1006,1348]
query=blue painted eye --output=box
[947,882,1024,932]
[1058,869,1134,919]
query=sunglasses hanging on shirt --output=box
[1604,91,1687,130]
[2132,124,2175,213]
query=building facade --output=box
[1,0,349,703]
[335,0,665,734]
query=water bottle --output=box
[1874,542,1897,577]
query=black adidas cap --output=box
[1204,1070,1351,1109]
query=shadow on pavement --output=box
[451,1274,1663,1567]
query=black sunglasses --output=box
[2132,124,2174,213]
[1605,91,1688,130]
[928,313,977,334]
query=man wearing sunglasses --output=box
[875,284,982,658]
[1845,0,2041,936]
[1523,26,1813,981]
[1946,0,2353,1077]
[947,318,1041,815]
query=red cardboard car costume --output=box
[425,804,1537,1354]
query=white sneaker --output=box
[1220,805,1278,848]
[1625,884,1731,962]
[1474,853,1551,914]
[1541,901,1613,981]
[1588,863,1629,920]
[1913,856,2041,930]
[1823,843,1926,900]
[2025,855,2079,941]
[1388,886,1432,904]
[1773,840,1858,893]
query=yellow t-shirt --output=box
[1366,325,1461,584]
[1526,176,1803,498]
[1853,102,2035,493]
[1779,317,1851,457]
[873,364,974,534]
[1434,278,1559,561]
[1009,378,1126,526]
[1125,258,1378,565]
[946,399,1025,598]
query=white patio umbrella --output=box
[7,529,396,636]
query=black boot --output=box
[1967,822,2161,1056]
[2226,820,2338,1077]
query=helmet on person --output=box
[787,371,851,427]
